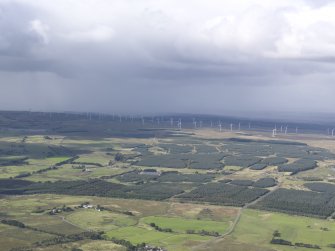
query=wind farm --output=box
[1,110,335,250]
[2,0,335,250]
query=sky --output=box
[1,0,335,116]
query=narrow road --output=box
[192,180,282,250]
[222,181,281,238]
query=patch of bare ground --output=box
[225,166,278,180]
[167,202,239,220]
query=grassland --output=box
[66,210,138,231]
[2,111,335,250]
[0,157,69,179]
[0,187,261,251]
[201,209,335,251]
[105,226,212,251]
[0,194,238,251]
[77,240,126,251]
[141,216,229,234]
[24,164,131,182]
[0,223,55,251]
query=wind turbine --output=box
[272,128,277,137]
[230,123,233,132]
[295,127,298,134]
[178,119,182,129]
[238,122,241,131]
[170,118,174,127]
[219,121,222,132]
[141,116,145,125]
[210,121,213,128]
[248,122,251,129]
[280,125,283,133]
[193,120,197,129]
[285,126,288,135]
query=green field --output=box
[141,216,229,234]
[0,157,69,179]
[0,194,238,250]
[76,152,114,165]
[105,226,212,251]
[77,240,126,251]
[0,224,55,251]
[1,111,335,251]
[66,210,137,231]
[232,209,335,251]
[24,164,131,182]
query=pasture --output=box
[2,111,335,250]
[233,209,335,251]
[0,194,237,251]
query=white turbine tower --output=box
[285,126,288,135]
[230,123,233,132]
[296,127,298,134]
[193,120,197,129]
[210,121,213,128]
[272,128,277,137]
[178,119,182,129]
[238,122,241,131]
[280,125,283,133]
[141,116,145,125]
[170,118,174,127]
[332,128,334,137]
[218,120,222,132]
[248,122,251,129]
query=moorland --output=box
[1,111,335,251]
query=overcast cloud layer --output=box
[1,0,335,115]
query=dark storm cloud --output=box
[1,0,335,114]
[0,2,45,56]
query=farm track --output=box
[57,215,90,232]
